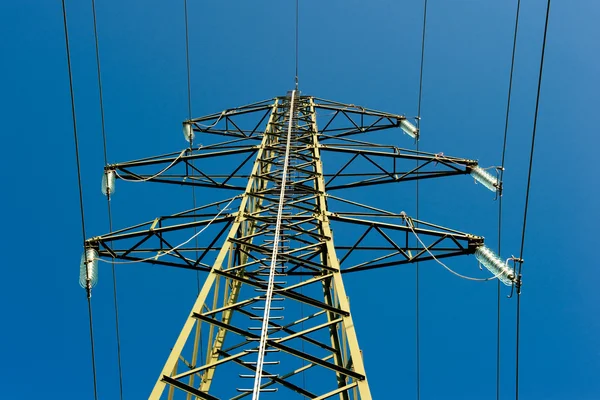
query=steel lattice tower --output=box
[84,90,515,399]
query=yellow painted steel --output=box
[308,97,372,400]
[150,96,373,399]
[149,100,280,399]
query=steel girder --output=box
[85,94,494,399]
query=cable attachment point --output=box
[494,166,504,200]
[399,210,410,225]
[506,257,524,298]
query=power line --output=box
[499,0,521,174]
[415,1,428,399]
[517,0,550,295]
[91,0,108,165]
[106,200,124,398]
[86,298,99,400]
[516,1,552,398]
[408,221,504,282]
[295,0,299,89]
[416,0,428,124]
[183,0,204,365]
[497,1,521,399]
[184,0,192,119]
[182,0,199,288]
[61,0,98,398]
[90,0,125,396]
[62,1,86,244]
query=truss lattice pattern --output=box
[86,93,492,399]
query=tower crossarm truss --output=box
[85,94,498,399]
[327,212,482,273]
[319,145,479,190]
[104,140,484,195]
[104,141,481,193]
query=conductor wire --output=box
[295,0,299,89]
[415,1,428,399]
[496,1,521,399]
[89,0,125,397]
[407,219,501,282]
[184,0,192,120]
[516,1,552,398]
[61,0,98,398]
[95,196,237,265]
[183,0,205,366]
[113,149,187,181]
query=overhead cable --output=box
[61,0,98,398]
[183,0,205,364]
[415,1,428,398]
[89,0,125,397]
[113,149,187,182]
[295,0,299,89]
[407,218,502,283]
[516,1,552,398]
[496,1,521,399]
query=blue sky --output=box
[1,0,599,399]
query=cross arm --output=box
[320,144,498,192]
[326,212,485,274]
[85,198,238,272]
[103,143,259,191]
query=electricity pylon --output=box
[84,91,515,399]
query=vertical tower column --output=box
[147,93,372,399]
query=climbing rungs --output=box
[243,360,280,365]
[245,348,280,353]
[250,315,284,320]
[239,374,278,379]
